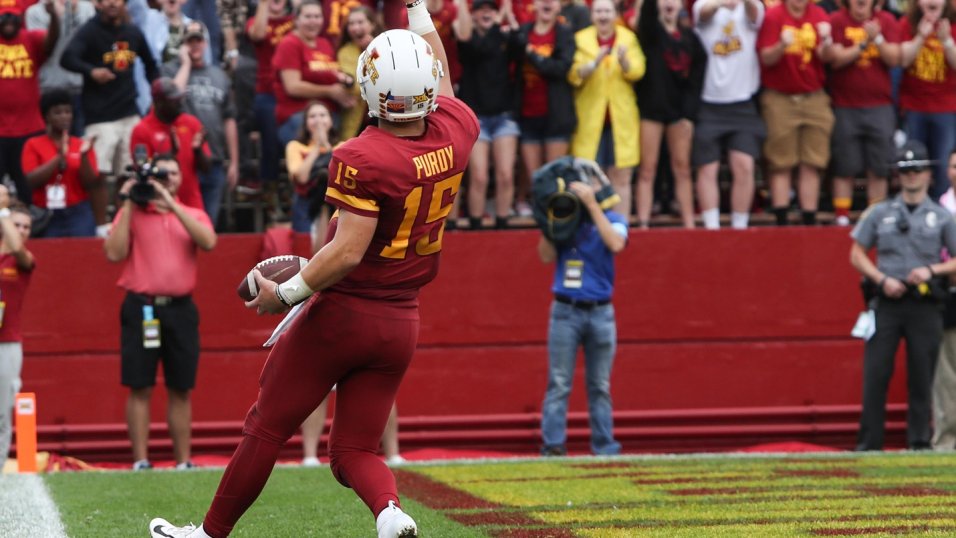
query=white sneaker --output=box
[515,201,533,218]
[302,456,321,467]
[148,518,208,538]
[386,455,406,466]
[376,501,418,538]
[835,215,851,226]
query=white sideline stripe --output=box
[0,474,68,538]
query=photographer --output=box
[535,159,627,456]
[104,153,216,470]
[850,140,956,451]
[0,191,34,471]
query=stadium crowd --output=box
[1,0,953,236]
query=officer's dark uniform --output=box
[852,196,956,450]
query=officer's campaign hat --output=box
[894,140,934,172]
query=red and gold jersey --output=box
[321,0,376,42]
[325,95,479,301]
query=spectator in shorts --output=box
[899,0,956,199]
[248,0,294,189]
[285,101,335,253]
[61,0,159,213]
[635,0,707,228]
[511,0,576,218]
[0,196,34,472]
[130,78,210,211]
[569,0,645,217]
[21,89,100,237]
[757,0,834,225]
[336,5,382,142]
[0,1,59,206]
[25,0,95,135]
[104,153,216,471]
[273,0,355,147]
[165,20,239,226]
[457,0,521,229]
[692,0,766,230]
[827,0,900,225]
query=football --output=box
[237,255,310,301]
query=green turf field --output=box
[43,452,956,537]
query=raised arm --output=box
[406,0,454,97]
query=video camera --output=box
[126,145,169,207]
[531,157,621,247]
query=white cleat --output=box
[376,500,418,538]
[148,517,208,538]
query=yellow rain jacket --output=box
[568,26,646,168]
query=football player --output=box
[147,1,479,537]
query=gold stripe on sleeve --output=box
[326,187,380,213]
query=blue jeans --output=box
[253,93,280,182]
[291,192,312,233]
[42,200,96,238]
[277,112,304,149]
[200,163,226,227]
[541,301,621,455]
[904,111,956,199]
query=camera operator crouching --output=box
[850,140,956,452]
[103,153,217,471]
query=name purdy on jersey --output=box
[323,95,480,301]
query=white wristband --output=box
[276,273,315,306]
[873,34,885,45]
[0,208,10,219]
[406,0,436,36]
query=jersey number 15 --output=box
[381,173,463,260]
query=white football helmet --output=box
[356,29,444,123]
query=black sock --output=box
[801,211,817,226]
[468,217,481,230]
[773,207,789,226]
[495,217,508,230]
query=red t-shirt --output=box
[513,0,536,25]
[432,0,461,85]
[522,27,556,118]
[0,254,32,343]
[272,33,341,124]
[129,111,209,211]
[828,10,899,108]
[21,135,98,208]
[324,95,479,301]
[321,0,376,43]
[112,204,212,296]
[756,3,829,94]
[247,15,295,95]
[899,18,956,113]
[0,29,47,137]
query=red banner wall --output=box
[19,227,901,453]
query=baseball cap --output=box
[471,0,497,10]
[151,77,185,101]
[0,0,22,15]
[894,140,933,172]
[184,21,205,41]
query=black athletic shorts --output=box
[120,292,200,391]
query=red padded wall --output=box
[20,228,901,439]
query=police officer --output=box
[536,159,627,456]
[850,140,956,451]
